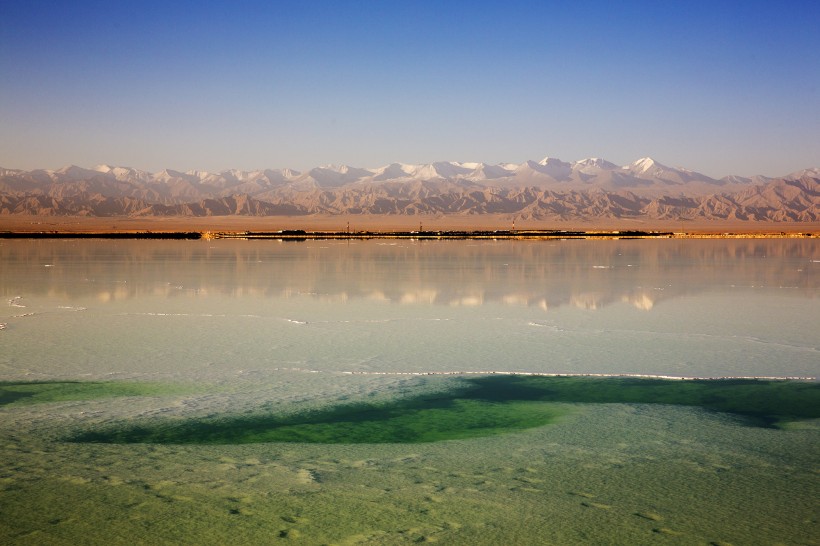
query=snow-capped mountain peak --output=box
[372,163,416,181]
[574,158,617,170]
[786,167,820,180]
[410,162,472,180]
[630,157,659,173]
[534,157,572,179]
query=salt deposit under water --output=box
[0,238,817,544]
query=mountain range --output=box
[1,157,818,222]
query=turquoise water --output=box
[0,239,817,544]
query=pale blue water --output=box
[1,238,817,380]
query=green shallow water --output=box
[0,381,195,407]
[1,375,818,545]
[56,376,820,445]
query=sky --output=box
[1,0,818,178]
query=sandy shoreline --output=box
[1,214,818,236]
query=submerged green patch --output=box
[464,376,820,428]
[0,381,192,407]
[68,376,820,445]
[72,395,566,445]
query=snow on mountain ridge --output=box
[630,157,659,173]
[372,163,416,181]
[786,167,820,179]
[12,158,817,193]
[466,163,516,180]
[574,158,618,171]
[54,165,104,180]
[3,157,817,221]
[413,161,474,179]
[536,157,573,179]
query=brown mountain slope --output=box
[0,163,817,223]
[1,178,817,222]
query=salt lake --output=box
[0,238,817,544]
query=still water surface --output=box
[0,238,818,545]
[1,238,817,379]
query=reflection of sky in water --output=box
[0,239,817,380]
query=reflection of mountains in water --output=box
[2,240,816,311]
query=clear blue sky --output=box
[1,0,818,177]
